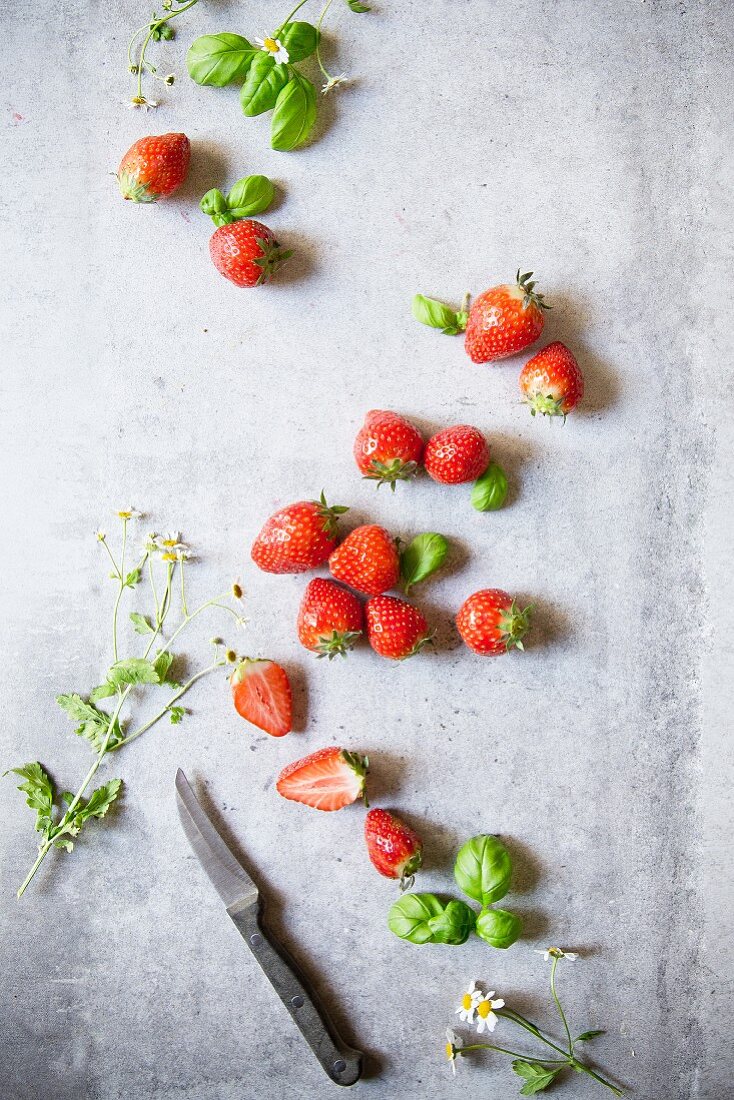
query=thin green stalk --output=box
[315,0,337,78]
[99,536,121,579]
[460,1042,567,1062]
[282,0,311,25]
[498,1009,569,1058]
[570,1059,623,1096]
[115,660,226,748]
[148,556,160,620]
[129,0,200,99]
[180,559,189,618]
[550,955,574,1053]
[111,518,128,661]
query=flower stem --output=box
[283,0,311,25]
[459,1042,567,1062]
[115,660,226,748]
[571,1059,623,1096]
[315,0,337,79]
[497,1009,569,1058]
[550,955,574,1053]
[111,518,128,661]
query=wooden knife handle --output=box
[227,898,363,1087]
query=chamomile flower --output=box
[474,990,504,1034]
[322,72,348,95]
[152,532,191,562]
[127,95,158,110]
[254,36,289,64]
[96,528,107,542]
[455,980,482,1023]
[536,947,579,962]
[117,507,142,520]
[444,1028,463,1075]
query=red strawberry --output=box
[364,808,423,889]
[519,341,584,418]
[456,589,532,655]
[464,271,549,364]
[230,658,292,737]
[354,410,424,489]
[329,525,400,597]
[297,578,364,658]
[424,425,490,484]
[365,595,432,660]
[117,133,190,203]
[276,747,369,811]
[209,219,292,287]
[251,493,348,574]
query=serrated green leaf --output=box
[169,706,185,725]
[76,779,122,823]
[124,568,141,588]
[106,658,161,689]
[240,52,290,116]
[471,462,509,512]
[57,693,121,750]
[187,33,255,86]
[400,533,448,595]
[226,174,275,217]
[271,72,317,151]
[346,0,370,11]
[153,651,174,683]
[130,611,155,635]
[412,294,465,333]
[5,762,54,835]
[274,21,319,62]
[576,1029,605,1042]
[89,682,117,702]
[54,837,75,852]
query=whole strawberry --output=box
[365,595,432,660]
[424,425,490,484]
[519,341,584,418]
[251,493,348,574]
[117,133,190,203]
[297,578,364,658]
[364,808,423,889]
[354,410,424,489]
[456,588,532,655]
[329,525,400,597]
[209,220,292,287]
[464,271,548,364]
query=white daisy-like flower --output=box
[152,532,191,562]
[96,528,107,541]
[322,72,348,95]
[127,95,158,110]
[535,947,579,962]
[254,36,289,65]
[455,979,482,1023]
[444,1028,462,1076]
[474,990,504,1034]
[117,507,142,520]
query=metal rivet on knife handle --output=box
[333,1060,347,1074]
[291,995,304,1008]
[250,933,262,946]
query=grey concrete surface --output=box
[1,1,732,1098]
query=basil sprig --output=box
[412,293,469,335]
[200,175,275,227]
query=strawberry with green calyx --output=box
[354,410,424,490]
[519,341,584,418]
[230,658,292,736]
[456,589,532,656]
[276,747,369,811]
[365,594,433,660]
[200,174,275,226]
[329,524,400,597]
[365,808,423,889]
[201,174,290,287]
[251,493,348,574]
[465,271,549,364]
[297,578,364,658]
[117,133,190,202]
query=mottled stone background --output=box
[1,1,731,1098]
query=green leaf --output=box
[106,658,161,689]
[475,906,523,949]
[57,693,122,751]
[271,72,317,151]
[89,682,117,702]
[412,294,466,334]
[275,21,319,62]
[346,0,371,10]
[426,899,476,945]
[226,174,275,218]
[200,188,228,218]
[124,568,141,588]
[512,1061,562,1095]
[454,834,513,905]
[130,611,155,635]
[187,33,256,86]
[169,706,185,725]
[240,52,290,117]
[387,893,445,944]
[153,651,174,683]
[76,779,122,823]
[400,533,448,595]
[5,762,54,835]
[576,1029,605,1042]
[472,462,509,512]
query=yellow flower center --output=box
[263,37,279,53]
[445,1043,454,1061]
[161,552,178,561]
[477,1000,492,1019]
[462,994,473,1011]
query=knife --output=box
[175,768,363,1087]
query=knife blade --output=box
[175,769,363,1088]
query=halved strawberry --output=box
[276,747,369,811]
[230,658,292,737]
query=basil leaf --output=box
[475,906,523,949]
[226,174,275,217]
[187,33,256,87]
[275,21,319,62]
[240,52,290,117]
[471,462,509,512]
[271,73,317,151]
[412,294,466,334]
[106,657,161,688]
[130,611,155,634]
[454,833,513,905]
[387,892,445,944]
[199,188,228,217]
[5,762,54,835]
[346,0,371,10]
[426,899,476,945]
[401,533,448,595]
[512,1061,562,1095]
